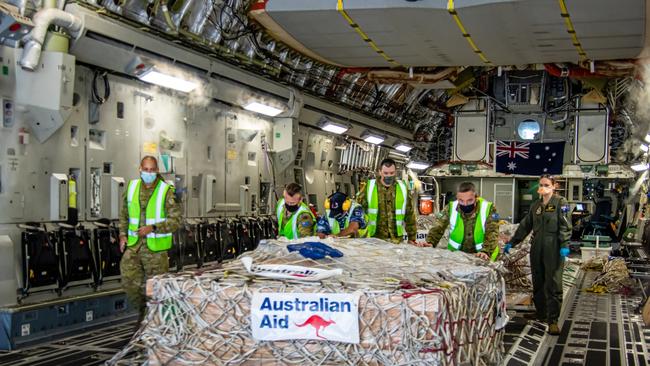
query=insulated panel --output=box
[454,114,487,162]
[85,70,143,221]
[575,113,608,163]
[186,106,226,217]
[0,57,87,224]
[304,132,339,206]
[494,183,514,223]
[224,112,271,215]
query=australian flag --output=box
[495,141,565,176]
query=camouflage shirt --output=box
[119,176,182,247]
[357,180,417,243]
[426,201,499,255]
[315,205,367,235]
[282,209,315,238]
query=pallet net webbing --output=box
[108,238,507,365]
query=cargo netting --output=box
[108,237,507,365]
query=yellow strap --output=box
[447,0,492,65]
[557,0,589,61]
[336,0,402,67]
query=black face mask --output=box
[382,176,395,185]
[285,203,299,213]
[459,203,475,214]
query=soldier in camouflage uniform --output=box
[119,156,182,324]
[276,182,315,239]
[356,158,417,244]
[426,182,499,260]
[506,175,572,335]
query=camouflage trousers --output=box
[120,244,169,316]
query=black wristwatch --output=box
[151,224,157,232]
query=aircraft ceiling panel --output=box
[257,0,646,67]
[342,7,477,67]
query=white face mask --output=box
[141,171,157,184]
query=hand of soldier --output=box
[119,235,127,253]
[317,232,327,239]
[474,252,489,261]
[138,225,154,237]
[408,240,422,247]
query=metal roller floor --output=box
[0,320,136,366]
[1,269,650,365]
[504,268,650,366]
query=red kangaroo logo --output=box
[294,315,336,339]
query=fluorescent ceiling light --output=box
[320,121,349,134]
[631,163,649,172]
[406,161,430,171]
[395,143,413,152]
[361,131,385,145]
[138,68,198,93]
[364,135,385,145]
[641,144,649,152]
[243,102,283,117]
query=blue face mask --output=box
[141,171,157,184]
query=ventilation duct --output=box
[121,0,151,25]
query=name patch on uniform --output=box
[545,205,556,212]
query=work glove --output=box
[503,243,512,254]
[287,242,344,260]
[559,247,570,259]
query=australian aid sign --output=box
[251,292,361,343]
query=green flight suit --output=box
[426,202,499,256]
[510,195,572,323]
[119,176,182,316]
[356,180,417,243]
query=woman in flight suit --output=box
[505,175,572,335]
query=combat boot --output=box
[548,323,561,335]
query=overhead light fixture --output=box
[361,130,385,145]
[138,68,198,93]
[641,144,649,152]
[126,56,198,93]
[631,163,649,172]
[243,102,283,117]
[318,117,349,134]
[395,143,413,152]
[645,134,650,143]
[406,161,430,171]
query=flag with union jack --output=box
[495,141,565,175]
[496,141,530,159]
